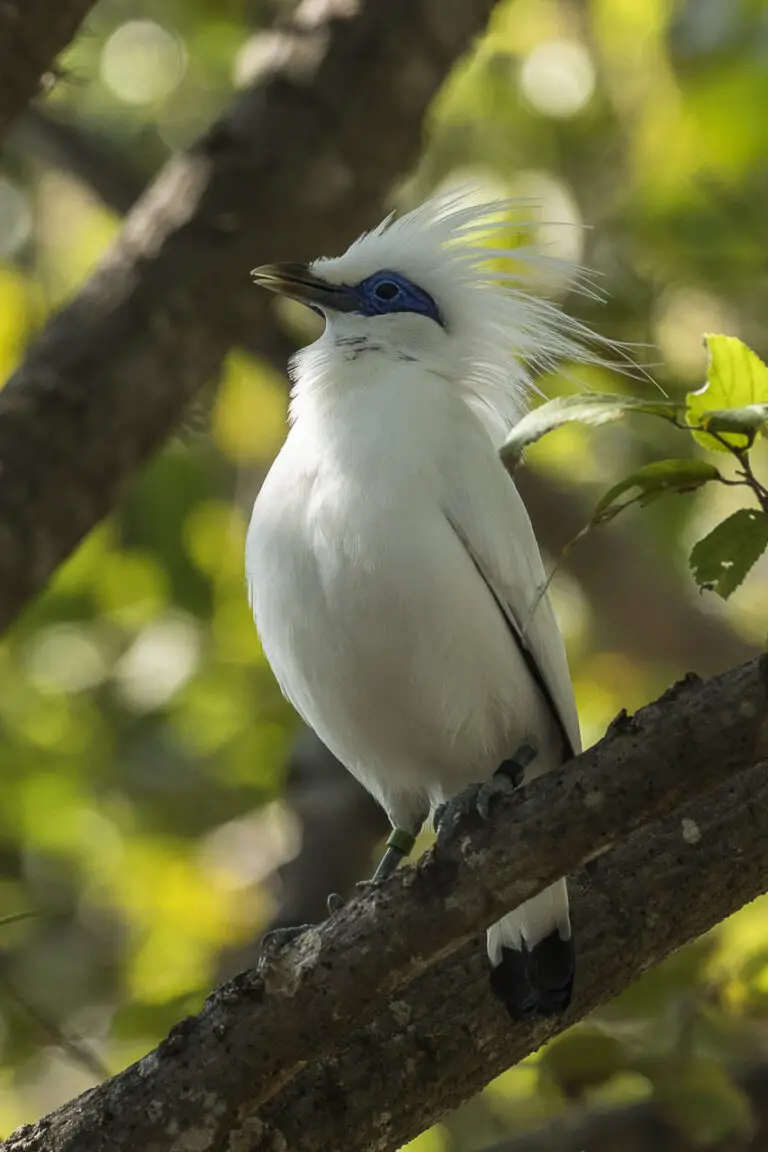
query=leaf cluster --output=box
[502,335,768,601]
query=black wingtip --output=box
[490,930,575,1020]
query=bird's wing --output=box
[443,425,581,758]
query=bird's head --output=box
[253,197,614,431]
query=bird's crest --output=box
[311,194,630,436]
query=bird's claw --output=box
[326,892,345,915]
[476,770,520,821]
[435,750,533,847]
[260,923,313,956]
[433,778,511,846]
[434,783,486,847]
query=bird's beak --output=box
[251,262,359,313]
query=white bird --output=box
[247,198,605,1018]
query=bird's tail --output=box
[487,878,574,1019]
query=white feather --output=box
[247,196,600,1000]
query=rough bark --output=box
[485,1061,768,1152]
[0,0,497,633]
[0,1,96,142]
[254,761,768,1151]
[3,656,767,1152]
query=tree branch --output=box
[251,759,768,1151]
[0,1,96,142]
[3,656,767,1152]
[0,0,497,633]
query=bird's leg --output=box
[371,827,417,882]
[326,827,419,914]
[477,743,536,819]
[435,743,537,846]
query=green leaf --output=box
[592,459,720,525]
[687,335,768,452]
[500,393,680,468]
[689,508,768,599]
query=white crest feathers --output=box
[305,195,620,436]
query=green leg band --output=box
[371,827,416,883]
[387,827,416,856]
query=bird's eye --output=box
[373,280,400,302]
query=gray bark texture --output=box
[0,0,96,141]
[2,657,767,1152]
[0,0,497,634]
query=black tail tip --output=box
[489,945,538,1021]
[490,929,575,1020]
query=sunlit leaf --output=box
[687,335,768,452]
[500,393,679,468]
[592,459,721,525]
[689,509,768,599]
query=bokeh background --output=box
[1,0,768,1147]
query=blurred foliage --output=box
[1,0,768,1147]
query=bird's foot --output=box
[261,878,356,952]
[435,744,536,847]
[259,923,314,957]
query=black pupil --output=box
[374,280,399,301]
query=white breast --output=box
[246,358,562,820]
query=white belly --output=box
[247,450,562,819]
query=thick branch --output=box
[0,1,96,141]
[0,0,496,632]
[254,760,768,1151]
[4,657,767,1152]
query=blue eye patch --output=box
[353,270,444,328]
